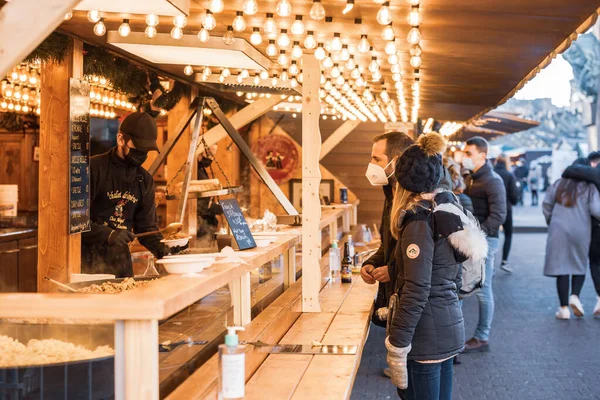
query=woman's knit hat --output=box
[394,132,447,193]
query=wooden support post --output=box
[38,39,83,292]
[114,320,159,400]
[301,54,322,313]
[319,119,361,160]
[232,272,251,326]
[329,221,339,243]
[0,0,81,77]
[283,245,297,289]
[352,204,358,226]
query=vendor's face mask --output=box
[366,159,395,186]
[124,145,148,167]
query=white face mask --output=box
[366,159,394,186]
[462,157,475,171]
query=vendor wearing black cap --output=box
[81,112,170,277]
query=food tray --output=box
[62,276,159,292]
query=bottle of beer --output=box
[341,242,352,284]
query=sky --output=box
[513,54,574,108]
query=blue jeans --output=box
[397,358,454,400]
[473,237,500,341]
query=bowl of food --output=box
[156,256,215,274]
[254,237,277,248]
[161,231,191,248]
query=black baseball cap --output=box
[119,112,160,152]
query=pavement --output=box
[351,233,600,400]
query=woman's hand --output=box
[372,266,391,283]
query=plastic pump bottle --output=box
[218,326,246,400]
[329,240,341,281]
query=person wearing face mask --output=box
[461,137,506,352]
[81,112,172,277]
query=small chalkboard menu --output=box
[68,78,91,234]
[220,199,256,250]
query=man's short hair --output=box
[466,136,489,154]
[588,151,600,164]
[373,131,414,160]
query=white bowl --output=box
[161,236,191,248]
[156,256,215,274]
[254,238,274,248]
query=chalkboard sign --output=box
[220,199,256,250]
[68,78,91,234]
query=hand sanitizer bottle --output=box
[218,326,246,400]
[329,240,341,281]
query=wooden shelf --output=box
[165,186,244,200]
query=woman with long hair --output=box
[386,133,487,400]
[543,160,600,319]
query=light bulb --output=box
[209,0,224,13]
[368,58,379,73]
[171,27,183,40]
[219,75,225,83]
[118,20,131,37]
[408,7,421,26]
[145,26,157,39]
[254,75,260,85]
[243,0,259,15]
[298,73,303,83]
[291,78,298,88]
[385,41,397,55]
[309,0,326,20]
[237,75,244,84]
[93,19,106,36]
[266,40,278,56]
[281,70,289,81]
[340,45,350,61]
[357,35,370,53]
[382,24,395,41]
[222,68,231,77]
[174,15,187,28]
[289,61,299,75]
[276,0,292,17]
[264,13,277,35]
[392,73,402,81]
[278,50,289,66]
[345,56,355,70]
[203,66,212,77]
[64,12,73,21]
[292,42,303,59]
[331,65,341,78]
[304,31,317,50]
[410,56,422,68]
[410,44,422,57]
[323,57,333,69]
[184,65,194,76]
[380,90,389,103]
[260,70,269,80]
[250,27,263,45]
[331,33,342,52]
[277,29,290,47]
[291,15,305,35]
[87,10,101,23]
[15,104,21,112]
[351,67,361,79]
[376,2,392,25]
[388,53,399,64]
[412,80,420,91]
[342,0,354,14]
[223,26,235,45]
[372,70,382,81]
[314,44,326,60]
[202,11,216,30]
[19,73,27,83]
[391,64,401,73]
[271,75,278,86]
[198,28,210,42]
[7,103,14,110]
[407,27,421,45]
[146,14,159,27]
[233,11,246,32]
[324,80,333,90]
[406,0,420,6]
[336,75,345,85]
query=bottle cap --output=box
[225,326,245,346]
[331,240,338,249]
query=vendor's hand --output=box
[108,229,135,247]
[372,266,391,283]
[385,337,411,390]
[169,243,189,255]
[360,265,376,284]
[157,243,171,259]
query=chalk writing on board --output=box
[220,199,256,250]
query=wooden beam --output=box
[301,54,322,313]
[38,39,83,292]
[0,0,80,77]
[200,96,284,149]
[319,119,361,161]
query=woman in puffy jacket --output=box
[385,133,488,400]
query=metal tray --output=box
[63,276,160,291]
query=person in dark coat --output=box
[386,133,486,399]
[513,158,529,206]
[562,151,600,317]
[82,112,174,277]
[494,154,520,272]
[462,137,506,352]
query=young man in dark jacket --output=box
[494,155,520,272]
[562,151,600,316]
[462,137,507,352]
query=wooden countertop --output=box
[0,228,37,242]
[0,234,299,321]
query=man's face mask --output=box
[462,157,475,171]
[124,145,148,167]
[365,159,395,186]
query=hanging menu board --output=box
[220,199,256,250]
[68,78,91,234]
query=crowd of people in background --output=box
[361,131,600,399]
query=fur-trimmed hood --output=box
[434,202,488,262]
